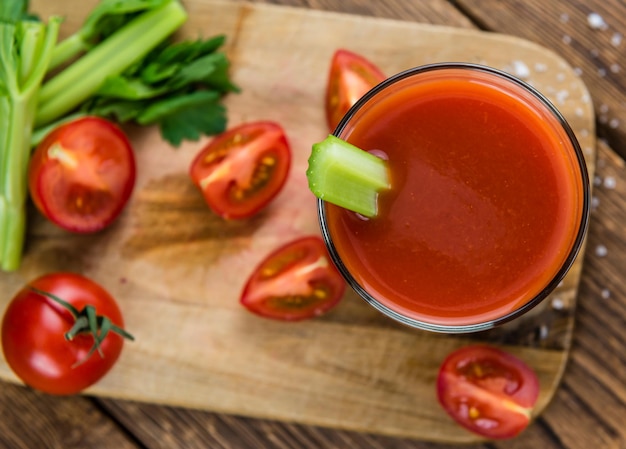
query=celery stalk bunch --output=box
[1,0,236,271]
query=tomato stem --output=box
[30,287,134,366]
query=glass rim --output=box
[317,62,591,334]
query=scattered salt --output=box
[511,60,530,78]
[594,175,602,186]
[556,72,566,82]
[539,325,550,340]
[575,107,584,117]
[599,103,609,114]
[603,176,616,189]
[611,32,622,47]
[534,63,548,72]
[598,68,607,77]
[580,129,589,137]
[610,64,621,73]
[609,118,620,129]
[590,48,600,58]
[587,13,608,30]
[563,35,572,45]
[595,244,608,257]
[560,13,569,23]
[601,289,611,299]
[574,67,583,77]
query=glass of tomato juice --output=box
[318,63,590,333]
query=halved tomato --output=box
[189,121,291,219]
[28,116,136,233]
[437,345,540,439]
[241,236,346,321]
[325,49,386,132]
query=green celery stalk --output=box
[48,0,172,71]
[0,18,61,271]
[35,0,187,127]
[307,135,391,218]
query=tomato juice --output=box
[320,64,589,332]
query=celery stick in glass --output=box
[307,135,390,218]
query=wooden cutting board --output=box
[1,0,596,443]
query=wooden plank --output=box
[456,0,626,160]
[0,383,138,449]
[2,0,596,443]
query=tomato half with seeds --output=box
[1,273,134,395]
[241,236,346,320]
[189,121,291,219]
[28,116,136,233]
[437,345,540,440]
[325,49,386,132]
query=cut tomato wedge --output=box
[436,345,540,439]
[241,236,346,320]
[325,49,386,132]
[189,121,291,219]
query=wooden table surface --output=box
[1,0,625,448]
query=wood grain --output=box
[0,0,597,443]
[0,383,137,449]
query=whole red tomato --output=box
[241,236,346,320]
[1,273,133,395]
[325,49,386,132]
[437,345,540,439]
[28,116,136,233]
[189,121,291,220]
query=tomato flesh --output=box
[437,345,540,439]
[241,236,346,320]
[189,121,291,219]
[325,49,386,132]
[28,116,136,233]
[1,273,128,395]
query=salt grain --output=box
[555,90,569,104]
[563,35,572,45]
[560,13,569,23]
[611,32,623,47]
[552,297,564,310]
[610,64,621,73]
[594,175,602,186]
[601,289,611,299]
[587,13,608,30]
[603,176,616,188]
[511,60,530,78]
[599,103,609,114]
[575,107,584,117]
[591,196,600,209]
[574,67,583,76]
[556,72,566,82]
[609,118,620,129]
[595,244,608,257]
[598,68,607,77]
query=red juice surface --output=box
[325,67,586,326]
